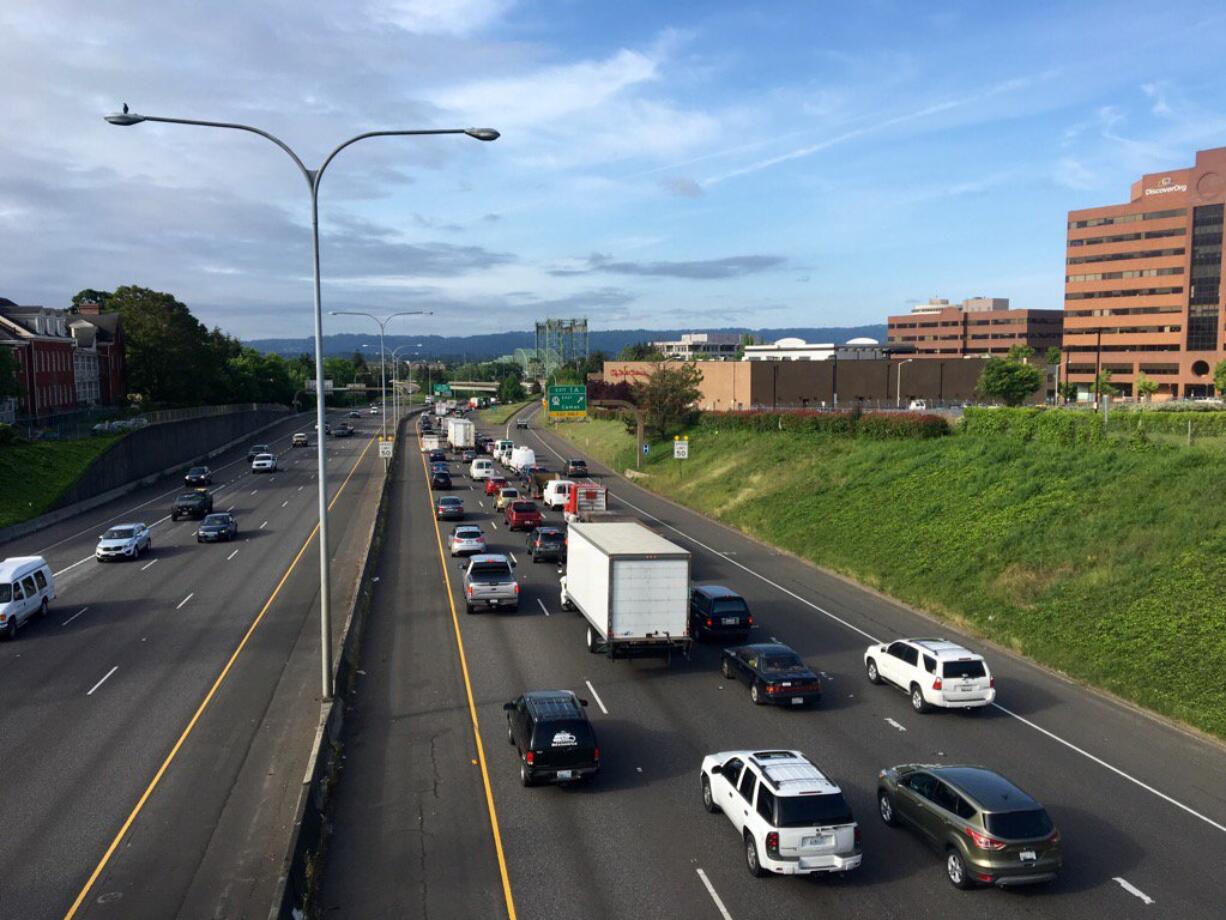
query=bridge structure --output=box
[441,380,499,393]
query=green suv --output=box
[877,764,1061,889]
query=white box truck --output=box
[447,418,475,450]
[420,434,442,453]
[559,521,692,660]
[508,446,536,472]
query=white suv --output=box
[699,749,862,878]
[864,638,995,712]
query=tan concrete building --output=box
[1063,146,1226,399]
[603,357,1008,409]
[887,297,1063,358]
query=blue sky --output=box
[4,0,1226,339]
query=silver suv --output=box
[462,554,519,614]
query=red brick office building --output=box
[887,297,1063,358]
[1063,146,1226,399]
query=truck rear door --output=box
[609,557,689,639]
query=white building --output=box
[69,320,101,405]
[742,337,890,361]
[651,332,740,359]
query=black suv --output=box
[503,690,599,787]
[527,526,566,563]
[171,491,214,521]
[184,466,212,487]
[565,459,589,477]
[691,585,753,640]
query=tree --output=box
[1007,344,1035,363]
[0,347,21,399]
[71,289,112,310]
[106,285,220,406]
[633,362,703,438]
[1214,360,1226,397]
[1135,372,1159,402]
[498,374,525,403]
[1045,346,1062,367]
[1095,368,1119,399]
[1057,381,1079,404]
[619,341,664,361]
[977,355,1044,406]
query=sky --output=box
[4,0,1226,341]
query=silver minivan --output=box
[0,556,56,639]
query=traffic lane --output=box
[76,431,383,920]
[519,422,1226,835]
[0,435,376,920]
[5,410,318,563]
[474,486,1164,919]
[319,435,509,920]
[424,467,721,920]
[507,423,1217,916]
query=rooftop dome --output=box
[773,336,808,347]
[845,337,879,345]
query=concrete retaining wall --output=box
[0,407,296,546]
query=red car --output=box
[485,476,509,496]
[504,500,543,531]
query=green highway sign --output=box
[433,383,452,396]
[547,384,587,419]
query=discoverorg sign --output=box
[1145,176,1187,196]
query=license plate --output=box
[801,834,830,848]
[1019,849,1037,861]
[556,770,573,780]
[490,600,499,606]
[791,697,804,705]
[721,617,739,626]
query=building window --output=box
[1187,203,1223,351]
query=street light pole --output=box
[390,344,417,425]
[329,311,430,451]
[105,107,497,701]
[896,358,914,409]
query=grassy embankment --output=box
[0,436,121,528]
[548,415,1226,740]
[479,400,534,426]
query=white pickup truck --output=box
[559,521,692,660]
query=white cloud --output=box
[369,0,515,35]
[433,48,658,127]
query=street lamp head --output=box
[465,128,500,142]
[104,111,146,126]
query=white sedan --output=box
[96,523,152,562]
[251,453,278,473]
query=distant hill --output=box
[246,325,889,361]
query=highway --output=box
[321,404,1226,919]
[0,408,386,920]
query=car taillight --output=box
[513,582,520,594]
[766,684,779,695]
[765,832,780,857]
[594,746,600,761]
[989,676,996,689]
[747,615,754,625]
[1049,829,1060,844]
[525,751,535,764]
[466,585,474,596]
[965,826,1006,850]
[932,677,943,691]
[705,618,712,628]
[854,826,862,846]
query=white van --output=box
[508,446,536,472]
[0,556,55,639]
[470,457,494,480]
[495,439,514,463]
[542,479,574,509]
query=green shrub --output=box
[963,407,1104,445]
[1111,410,1226,436]
[697,410,948,439]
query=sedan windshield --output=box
[104,528,135,540]
[776,792,854,828]
[764,654,805,671]
[188,468,207,476]
[203,515,229,526]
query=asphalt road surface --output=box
[322,404,1226,920]
[0,408,386,920]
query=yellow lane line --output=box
[419,447,518,920]
[63,435,377,920]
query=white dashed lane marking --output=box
[87,667,118,696]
